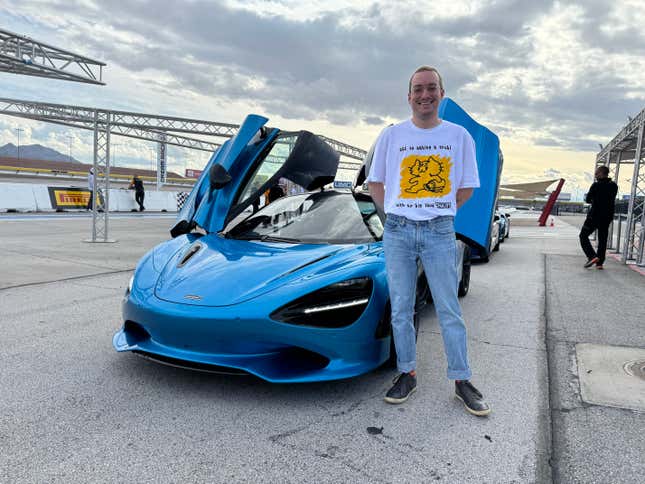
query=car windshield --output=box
[224,191,383,244]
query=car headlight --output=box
[270,277,373,328]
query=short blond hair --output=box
[408,66,444,93]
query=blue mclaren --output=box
[113,98,502,382]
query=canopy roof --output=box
[499,179,560,198]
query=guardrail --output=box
[0,181,185,212]
[0,165,196,185]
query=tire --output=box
[493,239,500,251]
[481,237,495,261]
[458,246,471,297]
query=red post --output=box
[538,178,565,226]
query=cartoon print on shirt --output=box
[399,154,453,198]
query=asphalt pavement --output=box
[0,212,643,483]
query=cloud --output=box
[1,0,644,185]
[543,168,562,177]
[534,137,560,147]
[1,0,542,124]
[363,115,385,126]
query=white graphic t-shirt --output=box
[367,119,479,220]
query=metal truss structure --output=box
[91,112,111,241]
[596,106,645,266]
[0,98,223,152]
[318,135,366,162]
[0,28,105,85]
[0,97,366,241]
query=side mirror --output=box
[210,163,232,190]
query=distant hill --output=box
[0,143,81,163]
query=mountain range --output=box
[0,143,81,163]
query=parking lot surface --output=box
[1,213,643,483]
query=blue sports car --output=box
[114,99,501,382]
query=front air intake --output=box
[123,320,151,345]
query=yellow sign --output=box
[54,190,90,206]
[47,187,97,209]
[399,154,452,199]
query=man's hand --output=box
[456,188,474,209]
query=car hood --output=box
[154,235,373,307]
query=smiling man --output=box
[367,66,490,416]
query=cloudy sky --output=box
[1,0,644,198]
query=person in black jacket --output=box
[129,175,145,212]
[580,165,618,269]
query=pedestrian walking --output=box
[366,65,490,416]
[129,175,145,211]
[86,167,94,211]
[580,165,618,269]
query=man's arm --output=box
[368,182,385,212]
[585,183,595,204]
[456,187,474,209]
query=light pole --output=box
[15,128,24,160]
[66,135,73,162]
[111,143,120,167]
[149,148,156,173]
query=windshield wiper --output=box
[259,234,301,243]
[228,233,300,243]
[228,233,262,240]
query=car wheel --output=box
[493,239,500,251]
[458,246,471,297]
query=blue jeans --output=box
[383,214,472,380]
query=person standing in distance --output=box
[129,175,145,212]
[367,66,490,416]
[86,167,95,211]
[580,165,618,269]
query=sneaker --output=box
[584,257,599,268]
[455,380,491,416]
[596,264,604,270]
[384,372,417,404]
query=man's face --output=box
[408,70,445,119]
[595,168,605,179]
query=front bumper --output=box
[114,292,390,383]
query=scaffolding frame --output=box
[596,106,645,266]
[0,97,366,241]
[0,28,105,85]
